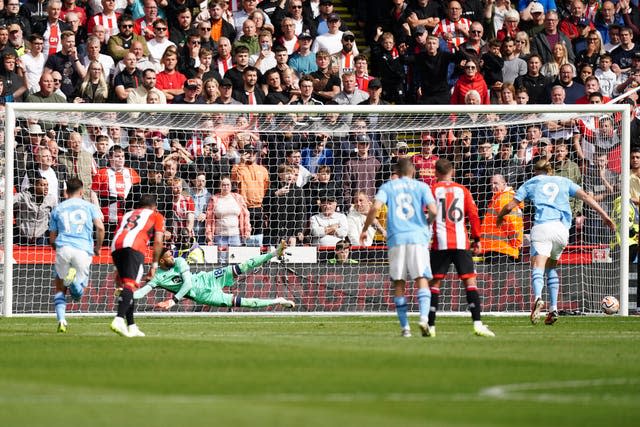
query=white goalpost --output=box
[0,103,632,317]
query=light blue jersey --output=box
[515,175,580,229]
[375,177,435,247]
[50,198,102,255]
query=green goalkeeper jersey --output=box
[133,257,234,302]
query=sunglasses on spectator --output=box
[121,24,133,28]
[155,26,167,31]
[291,4,302,8]
[470,30,482,34]
[201,27,211,30]
[465,65,477,70]
[343,36,355,42]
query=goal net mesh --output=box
[1,104,627,315]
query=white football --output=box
[601,296,620,315]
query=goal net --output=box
[1,103,631,316]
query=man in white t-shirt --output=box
[21,34,47,94]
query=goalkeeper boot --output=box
[110,317,131,337]
[57,320,67,333]
[401,328,412,338]
[530,298,544,325]
[544,310,559,326]
[275,297,295,309]
[64,267,77,287]
[128,324,145,337]
[474,323,496,337]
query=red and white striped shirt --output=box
[88,12,121,41]
[172,194,195,230]
[432,18,472,51]
[111,208,165,254]
[216,56,233,76]
[91,167,141,223]
[431,180,481,251]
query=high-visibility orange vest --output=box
[480,187,524,259]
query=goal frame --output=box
[1,102,631,317]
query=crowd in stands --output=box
[5,0,637,256]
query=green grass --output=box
[0,316,638,427]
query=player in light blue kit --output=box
[49,178,105,332]
[497,160,615,325]
[361,158,437,337]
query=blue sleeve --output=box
[49,209,59,232]
[515,182,529,202]
[422,183,435,206]
[91,203,101,220]
[174,258,193,301]
[568,180,581,197]
[375,184,388,205]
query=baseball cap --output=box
[149,131,164,140]
[355,134,370,144]
[299,30,313,40]
[577,18,590,27]
[368,78,382,89]
[342,30,355,40]
[319,0,333,5]
[530,2,544,14]
[184,79,198,89]
[327,13,340,22]
[28,124,44,135]
[414,25,427,35]
[396,141,409,150]
[220,78,233,87]
[633,52,640,60]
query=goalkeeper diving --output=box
[134,241,295,310]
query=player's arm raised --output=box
[361,200,384,245]
[496,199,521,227]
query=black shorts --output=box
[112,248,145,283]
[431,249,476,280]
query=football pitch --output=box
[0,316,637,427]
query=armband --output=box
[172,296,180,304]
[152,262,159,268]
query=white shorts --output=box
[388,244,432,281]
[55,246,93,286]
[530,221,569,260]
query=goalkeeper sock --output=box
[116,288,134,319]
[466,287,482,322]
[236,296,280,308]
[54,291,66,323]
[428,287,440,326]
[532,268,545,299]
[235,253,274,275]
[417,287,431,323]
[394,296,409,330]
[126,300,136,326]
[546,268,560,312]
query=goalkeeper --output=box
[134,241,295,310]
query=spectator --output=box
[559,0,590,42]
[552,62,583,103]
[491,142,524,187]
[73,60,109,102]
[583,151,618,243]
[205,176,251,260]
[514,53,552,103]
[264,164,306,245]
[169,177,195,241]
[594,1,624,45]
[233,0,271,42]
[81,35,115,81]
[433,0,472,52]
[310,194,348,246]
[188,173,211,245]
[414,35,455,104]
[370,29,405,104]
[333,71,368,105]
[312,13,351,55]
[216,77,241,104]
[57,131,96,202]
[334,30,358,77]
[497,9,521,41]
[25,72,66,103]
[87,0,121,41]
[308,49,340,102]
[288,29,316,75]
[124,135,152,179]
[327,239,358,264]
[44,30,85,98]
[107,14,149,62]
[133,0,159,41]
[202,77,220,103]
[224,45,252,90]
[21,34,46,94]
[0,53,27,101]
[540,42,571,78]
[13,176,55,245]
[205,1,237,44]
[501,36,527,84]
[91,145,142,238]
[112,51,141,101]
[177,32,203,78]
[499,82,517,104]
[213,36,233,76]
[93,134,110,168]
[342,134,382,207]
[234,17,259,56]
[346,191,384,246]
[264,68,290,104]
[233,65,265,104]
[65,11,87,51]
[0,26,17,59]
[514,30,531,57]
[451,58,489,104]
[611,26,638,72]
[33,0,70,57]
[249,30,275,73]
[125,67,163,103]
[231,145,270,246]
[155,48,186,102]
[594,53,617,97]
[22,146,66,207]
[276,17,300,55]
[575,29,604,71]
[146,18,175,67]
[169,6,193,48]
[3,1,32,37]
[603,23,621,52]
[412,133,439,187]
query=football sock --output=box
[466,288,482,322]
[417,288,431,323]
[532,268,545,299]
[126,300,135,326]
[236,253,273,275]
[546,268,560,311]
[54,291,66,323]
[394,296,409,330]
[236,296,279,308]
[428,287,440,326]
[116,288,134,319]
